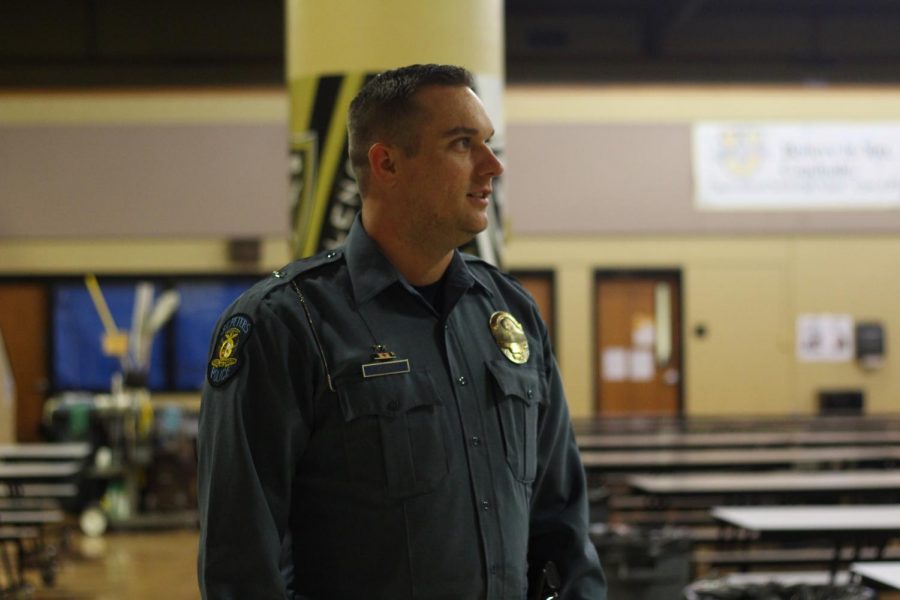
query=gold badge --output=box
[211,327,240,368]
[490,311,530,364]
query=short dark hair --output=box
[347,64,474,195]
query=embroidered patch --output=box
[207,314,253,387]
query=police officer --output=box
[197,64,606,599]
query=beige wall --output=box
[0,123,290,238]
[1,85,898,419]
[506,122,900,235]
[503,84,900,418]
[505,235,899,418]
[0,90,290,239]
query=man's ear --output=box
[368,143,397,185]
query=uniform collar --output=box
[344,215,493,306]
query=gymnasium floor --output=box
[33,529,200,600]
[26,528,900,599]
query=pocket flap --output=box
[485,359,543,406]
[337,370,441,421]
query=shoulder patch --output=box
[207,313,254,387]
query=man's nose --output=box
[481,146,504,178]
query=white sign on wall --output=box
[796,314,855,363]
[693,123,900,210]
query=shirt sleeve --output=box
[197,297,313,599]
[528,314,608,600]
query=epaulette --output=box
[269,247,344,286]
[228,248,345,312]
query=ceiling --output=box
[2,0,899,87]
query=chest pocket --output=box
[486,359,543,483]
[337,370,449,499]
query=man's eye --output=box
[453,138,471,149]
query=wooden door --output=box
[595,272,682,416]
[0,283,48,441]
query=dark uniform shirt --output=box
[197,218,606,599]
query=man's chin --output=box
[468,214,490,235]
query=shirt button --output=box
[471,436,481,447]
[481,500,490,511]
[526,388,534,399]
[387,399,400,411]
[457,376,467,386]
[490,564,499,575]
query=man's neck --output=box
[384,244,453,287]
[361,210,453,286]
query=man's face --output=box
[392,85,504,252]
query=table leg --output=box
[829,541,842,585]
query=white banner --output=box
[693,122,900,210]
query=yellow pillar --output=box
[286,0,505,262]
